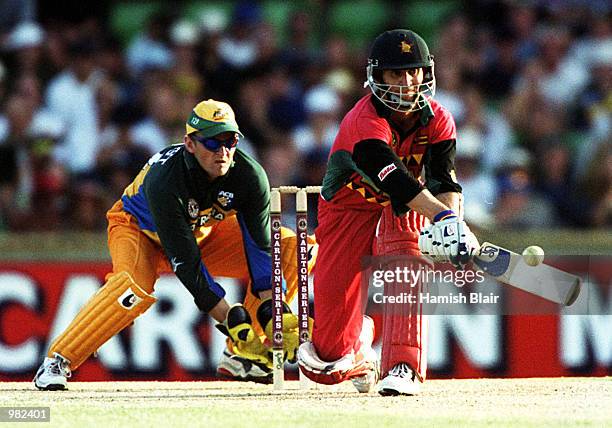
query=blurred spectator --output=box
[454,131,497,230]
[0,60,5,102]
[505,69,569,158]
[233,77,273,154]
[516,26,589,109]
[168,20,204,116]
[280,10,317,79]
[0,93,67,230]
[571,15,611,67]
[250,22,281,77]
[578,143,612,227]
[434,63,465,123]
[0,94,35,228]
[0,0,36,34]
[477,29,521,100]
[266,65,305,132]
[2,21,45,76]
[295,149,328,228]
[506,2,538,63]
[573,53,611,179]
[125,12,174,77]
[534,143,588,227]
[259,142,298,188]
[28,133,68,230]
[494,148,558,229]
[457,86,514,173]
[217,1,262,70]
[320,35,357,106]
[435,13,474,78]
[45,38,104,174]
[97,36,134,105]
[130,80,182,154]
[291,84,340,156]
[10,73,64,142]
[0,2,609,231]
[96,104,149,200]
[96,78,122,147]
[68,179,109,231]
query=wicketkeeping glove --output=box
[418,210,479,269]
[256,298,313,364]
[216,304,271,367]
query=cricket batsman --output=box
[297,29,479,395]
[34,99,315,390]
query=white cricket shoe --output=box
[351,362,379,393]
[351,316,379,393]
[378,363,421,396]
[217,348,272,384]
[33,354,71,391]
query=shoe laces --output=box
[49,355,72,378]
[389,363,414,380]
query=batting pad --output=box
[48,271,156,369]
[380,258,428,382]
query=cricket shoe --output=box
[378,362,421,396]
[217,348,272,384]
[350,361,379,393]
[351,316,379,393]
[33,353,71,391]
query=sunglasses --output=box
[190,133,239,152]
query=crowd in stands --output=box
[0,0,609,232]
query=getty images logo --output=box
[117,287,143,309]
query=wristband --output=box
[433,209,457,223]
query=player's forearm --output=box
[436,192,462,216]
[407,189,451,221]
[209,299,231,322]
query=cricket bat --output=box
[472,242,581,306]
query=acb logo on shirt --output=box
[217,190,234,208]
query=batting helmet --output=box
[365,29,436,113]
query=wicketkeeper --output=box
[34,99,316,390]
[297,29,479,395]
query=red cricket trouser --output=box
[312,199,382,361]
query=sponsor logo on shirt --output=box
[378,163,397,181]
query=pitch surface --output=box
[2,378,610,427]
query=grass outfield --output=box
[2,378,610,428]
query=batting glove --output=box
[418,210,479,269]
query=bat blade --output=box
[473,242,581,306]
